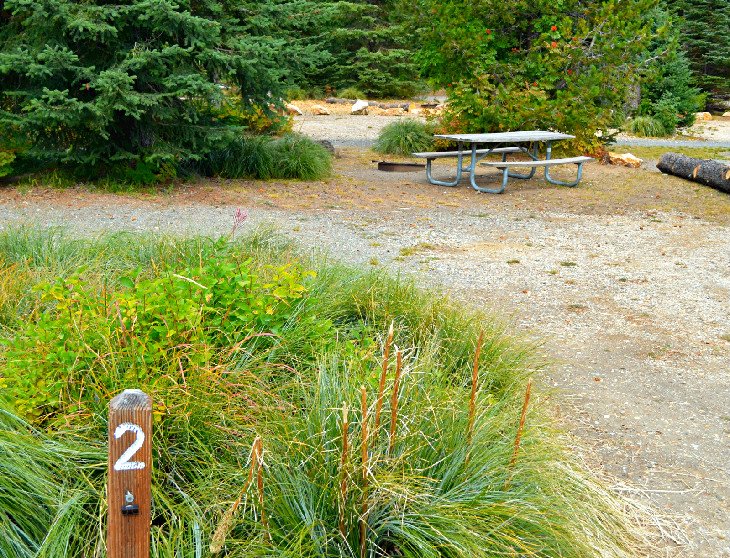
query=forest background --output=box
[0,0,728,182]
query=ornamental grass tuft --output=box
[374,119,436,156]
[626,115,670,138]
[204,134,331,181]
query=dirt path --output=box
[1,151,729,556]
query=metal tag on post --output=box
[108,389,152,558]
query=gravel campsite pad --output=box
[2,116,730,557]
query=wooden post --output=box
[108,389,152,558]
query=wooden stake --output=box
[388,350,403,455]
[107,389,152,558]
[374,323,394,434]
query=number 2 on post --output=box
[114,422,146,471]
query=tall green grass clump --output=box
[284,85,309,101]
[269,134,332,180]
[338,87,367,100]
[0,226,649,557]
[205,134,331,180]
[626,115,670,137]
[374,119,436,156]
[204,135,276,180]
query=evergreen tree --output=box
[637,7,705,132]
[0,0,286,179]
[323,0,419,97]
[670,0,730,95]
[246,0,420,98]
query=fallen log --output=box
[656,152,730,194]
[324,97,409,111]
[368,101,410,111]
[325,97,353,104]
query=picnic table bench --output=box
[482,156,593,188]
[414,131,593,194]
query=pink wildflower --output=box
[230,208,249,237]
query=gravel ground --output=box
[2,116,730,557]
[292,114,407,148]
[295,112,730,149]
[614,138,730,148]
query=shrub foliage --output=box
[2,240,312,420]
[406,0,659,153]
[253,0,421,98]
[631,6,704,135]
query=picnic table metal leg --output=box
[425,159,460,187]
[544,162,585,187]
[470,171,509,194]
[544,141,584,187]
[507,143,538,180]
[470,144,508,194]
[424,141,463,187]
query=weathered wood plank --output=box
[108,389,152,558]
[435,131,574,143]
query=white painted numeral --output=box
[114,422,146,471]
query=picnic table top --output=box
[434,130,575,143]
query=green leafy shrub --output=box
[217,98,291,136]
[408,0,658,153]
[306,86,326,100]
[650,96,681,134]
[374,119,436,156]
[1,240,314,421]
[338,86,367,100]
[626,115,669,137]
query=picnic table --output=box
[413,130,592,194]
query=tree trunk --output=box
[657,152,730,194]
